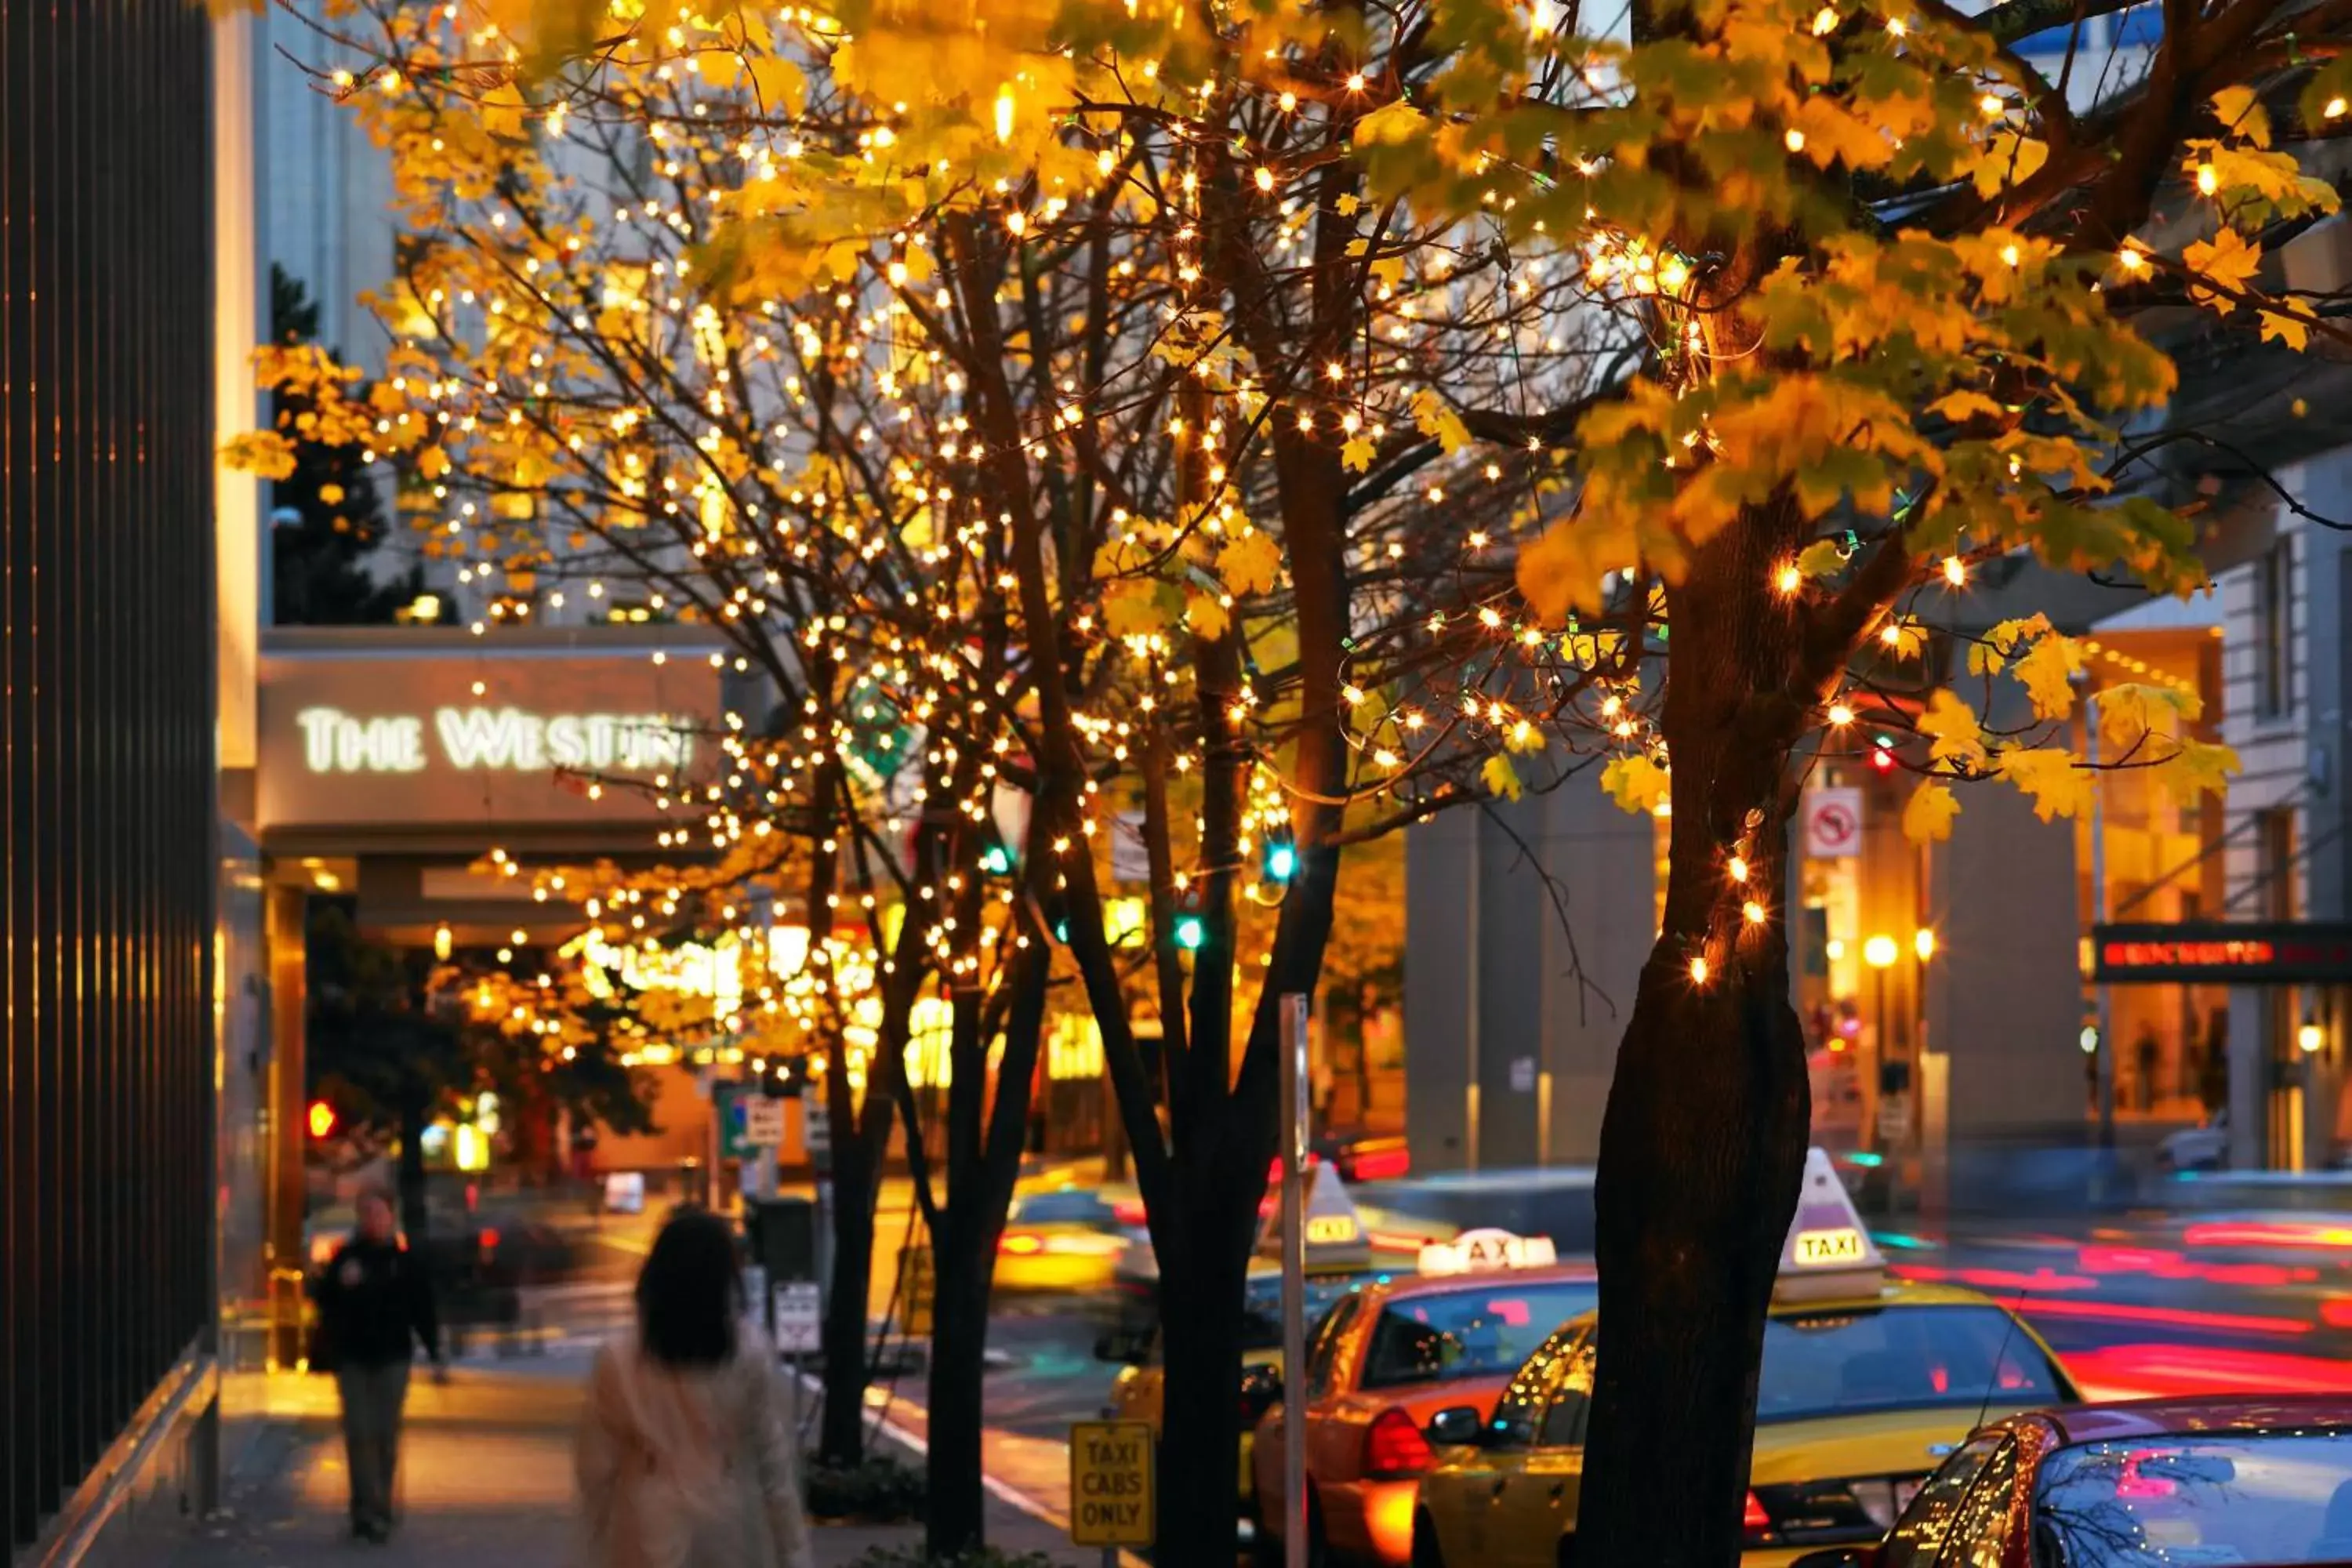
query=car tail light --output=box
[1742,1490,1773,1544]
[1112,1199,1148,1228]
[1364,1407,1433,1479]
[480,1228,499,1254]
[1000,1232,1044,1256]
[1351,1145,1411,1181]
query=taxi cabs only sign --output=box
[1069,1420,1154,1547]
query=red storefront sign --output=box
[2092,923,2352,984]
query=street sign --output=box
[897,1243,935,1336]
[1069,1420,1155,1548]
[1804,787,1864,858]
[742,1096,786,1148]
[803,1100,832,1159]
[716,1082,758,1160]
[1877,1094,1913,1143]
[773,1279,822,1353]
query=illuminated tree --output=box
[223,0,2351,1559]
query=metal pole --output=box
[1279,993,1311,1568]
[2089,717,2116,1155]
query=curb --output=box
[795,1372,1150,1568]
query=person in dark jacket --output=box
[310,1186,445,1541]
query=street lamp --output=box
[1914,927,1936,964]
[2300,1016,2326,1055]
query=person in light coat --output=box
[577,1207,818,1568]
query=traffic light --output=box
[1174,914,1206,950]
[307,1100,337,1140]
[979,841,1014,876]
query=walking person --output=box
[310,1185,447,1542]
[576,1207,816,1568]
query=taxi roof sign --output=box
[1774,1149,1886,1305]
[1417,1227,1559,1277]
[1256,1160,1374,1268]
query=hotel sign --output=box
[258,637,724,832]
[2091,922,2352,985]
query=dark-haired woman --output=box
[575,1207,816,1568]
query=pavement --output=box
[174,1363,1112,1568]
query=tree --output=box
[265,265,423,625]
[223,0,2341,1562]
[1342,5,2341,1562]
[307,901,655,1243]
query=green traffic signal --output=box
[980,843,1013,876]
[1174,913,1206,950]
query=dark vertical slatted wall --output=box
[1,0,216,1549]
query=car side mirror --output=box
[1239,1364,1283,1426]
[1788,1549,1879,1568]
[1425,1406,1485,1448]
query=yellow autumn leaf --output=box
[220,430,299,479]
[1996,747,2094,821]
[2260,298,2316,352]
[1341,436,1377,473]
[318,482,347,506]
[2011,634,2083,720]
[2210,85,2271,148]
[1410,389,1472,455]
[1483,753,1524,802]
[2153,738,2238,804]
[1185,590,1231,641]
[1902,782,1961,844]
[2183,227,2260,308]
[417,445,453,481]
[1600,754,1671,816]
[1220,531,1283,597]
[1516,515,1634,621]
[1916,690,1987,769]
[2096,681,2196,748]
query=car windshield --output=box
[1359,1280,1599,1390]
[1012,1191,1113,1225]
[1755,1305,2066,1425]
[1240,1275,1363,1352]
[2034,1433,2352,1567]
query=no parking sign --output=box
[1803,788,1864,858]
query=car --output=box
[1102,1261,1377,1508]
[1100,1164,1416,1519]
[1353,1170,1599,1258]
[2158,1110,2229,1174]
[995,1184,1144,1294]
[1249,1231,1598,1567]
[1410,1151,2078,1568]
[1787,1392,2352,1568]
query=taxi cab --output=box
[1410,1151,2078,1568]
[994,1183,1144,1294]
[1250,1228,1598,1567]
[1100,1164,1447,1508]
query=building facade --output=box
[2,0,224,1553]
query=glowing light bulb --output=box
[1811,5,1838,32]
[1774,563,1802,593]
[1743,901,1766,925]
[2329,97,2349,119]
[1943,555,1967,586]
[1728,855,1750,884]
[1828,703,1855,726]
[1784,128,1807,153]
[1690,955,1711,985]
[2196,163,2218,195]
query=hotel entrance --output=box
[2092,921,2352,1171]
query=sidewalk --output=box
[174,1367,1107,1568]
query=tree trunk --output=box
[1572,514,1817,1568]
[1151,1175,1256,1568]
[818,1138,877,1467]
[923,1204,995,1557]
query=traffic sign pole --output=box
[1279,993,1309,1568]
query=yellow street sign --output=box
[1069,1419,1154,1547]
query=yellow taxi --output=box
[1409,1151,2078,1568]
[993,1184,1144,1294]
[1098,1163,1452,1512]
